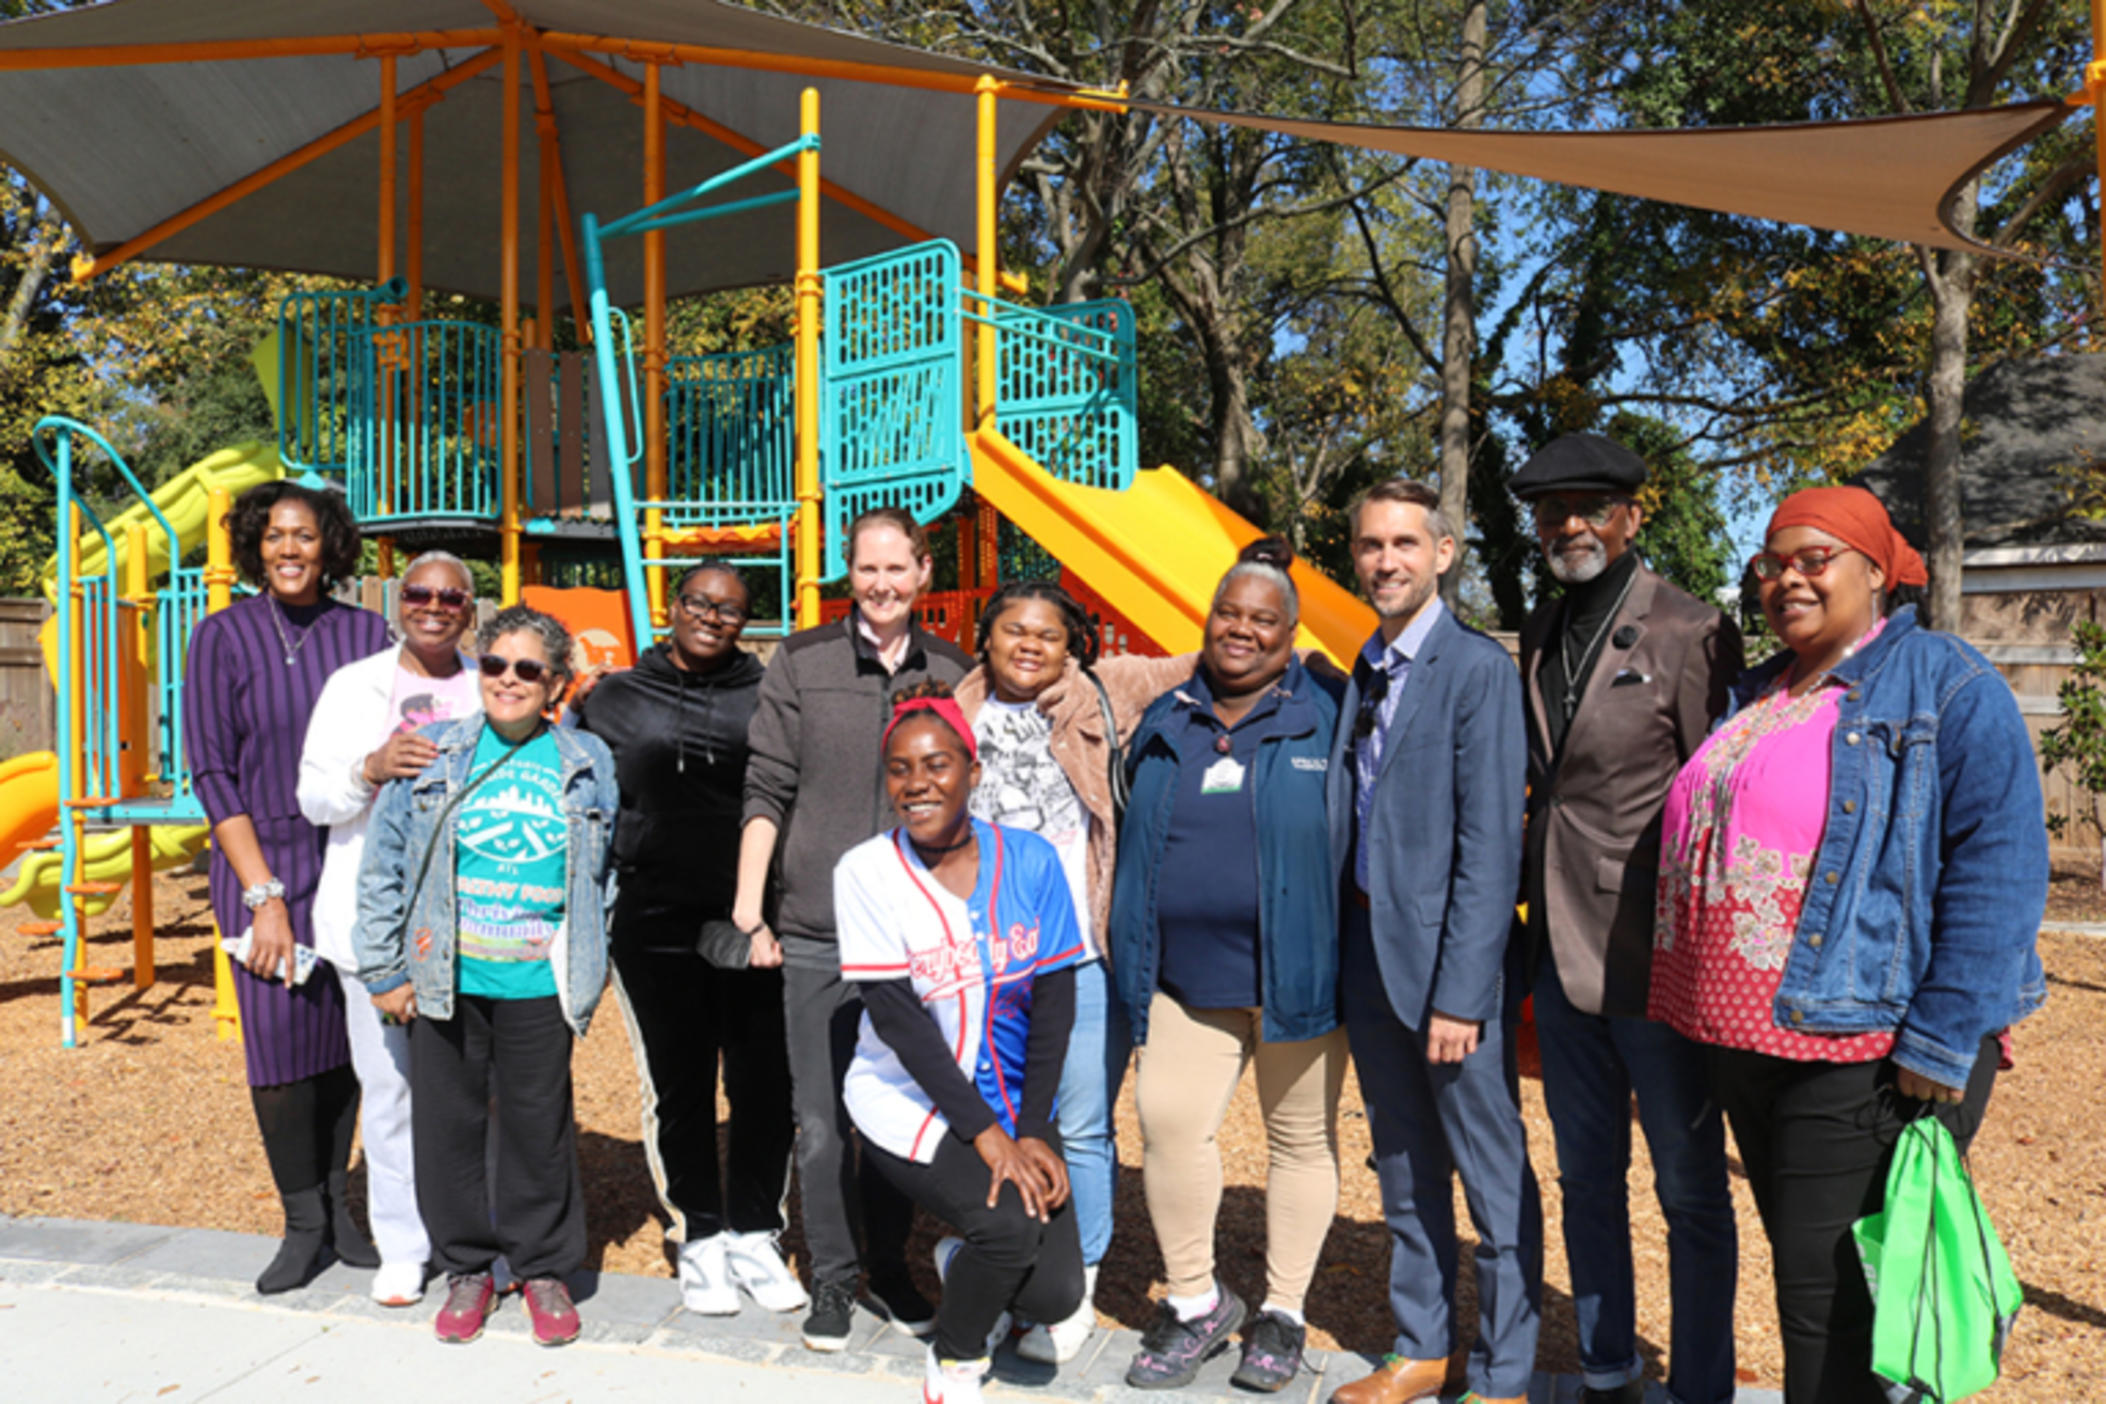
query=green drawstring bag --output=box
[1853,1115,2023,1402]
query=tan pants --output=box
[1134,992,1348,1311]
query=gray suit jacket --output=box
[1327,607,1526,1030]
[1520,562,1742,1016]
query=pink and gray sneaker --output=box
[433,1271,496,1344]
[521,1275,581,1347]
[1230,1309,1307,1393]
[1124,1280,1247,1389]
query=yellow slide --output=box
[969,428,1375,665]
[0,822,209,921]
[0,751,59,877]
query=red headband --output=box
[883,697,977,761]
[1764,485,1928,588]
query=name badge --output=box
[1200,756,1246,795]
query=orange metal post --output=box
[643,63,669,630]
[205,489,239,1042]
[0,31,502,71]
[500,32,523,604]
[407,107,426,318]
[72,48,501,284]
[2094,0,2105,317]
[377,54,400,544]
[130,828,153,991]
[529,48,591,345]
[121,522,150,797]
[975,77,1001,427]
[794,88,823,629]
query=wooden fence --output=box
[0,597,53,761]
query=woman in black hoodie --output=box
[570,564,805,1318]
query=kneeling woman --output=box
[836,685,1088,1404]
[355,606,619,1348]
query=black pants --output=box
[250,1063,359,1194]
[409,993,585,1281]
[611,940,795,1242]
[784,959,915,1286]
[867,1133,1083,1363]
[1710,1036,1999,1404]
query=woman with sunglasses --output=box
[950,580,1192,1364]
[1653,486,2048,1402]
[837,683,1087,1404]
[1109,539,1347,1393]
[297,552,480,1307]
[355,605,619,1349]
[571,564,804,1319]
[183,481,388,1295]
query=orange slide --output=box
[0,751,58,876]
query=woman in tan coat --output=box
[952,581,1191,1364]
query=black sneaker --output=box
[1580,1384,1646,1404]
[868,1267,936,1337]
[1125,1281,1247,1389]
[801,1276,857,1352]
[1230,1310,1306,1392]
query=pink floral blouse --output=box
[1651,639,1896,1063]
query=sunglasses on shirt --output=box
[1352,665,1392,742]
[400,583,471,611]
[478,654,551,684]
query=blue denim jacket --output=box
[1732,607,2047,1088]
[354,717,620,1036]
[1109,657,1343,1045]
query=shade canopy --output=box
[0,0,1071,309]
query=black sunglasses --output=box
[1352,665,1392,742]
[478,654,550,684]
[401,583,471,610]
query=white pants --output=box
[337,967,430,1267]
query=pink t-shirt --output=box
[385,662,481,740]
[1652,633,1895,1063]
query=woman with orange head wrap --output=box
[1649,484,2046,1402]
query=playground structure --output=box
[5,13,1375,1048]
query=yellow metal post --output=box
[643,63,669,630]
[499,31,523,604]
[204,487,239,1043]
[975,76,1000,428]
[377,53,399,533]
[130,828,153,991]
[2093,0,2105,319]
[794,87,823,629]
[123,524,154,990]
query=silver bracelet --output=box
[241,877,286,911]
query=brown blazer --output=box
[1520,561,1742,1017]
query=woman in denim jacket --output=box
[1653,486,2047,1404]
[355,606,619,1352]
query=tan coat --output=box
[955,652,1195,961]
[1520,563,1742,1017]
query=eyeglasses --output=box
[400,583,471,611]
[1530,495,1630,528]
[675,593,749,626]
[1749,546,1857,582]
[478,654,550,684]
[1352,665,1392,742]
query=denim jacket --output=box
[1109,657,1343,1045]
[1732,607,2047,1088]
[354,717,620,1036]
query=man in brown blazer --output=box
[1512,434,1742,1404]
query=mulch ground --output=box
[3,862,2103,1398]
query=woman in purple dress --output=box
[183,482,389,1294]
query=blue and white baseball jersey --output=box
[837,818,1086,1164]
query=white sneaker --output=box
[369,1260,426,1307]
[932,1236,1012,1358]
[923,1346,989,1404]
[723,1229,809,1313]
[677,1234,740,1315]
[1015,1263,1096,1364]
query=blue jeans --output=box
[1057,959,1129,1267]
[1532,960,1738,1404]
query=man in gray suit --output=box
[1325,478,1539,1404]
[1512,434,1742,1404]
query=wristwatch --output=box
[241,877,286,911]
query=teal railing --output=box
[277,278,406,476]
[346,318,502,526]
[990,296,1136,491]
[819,240,966,581]
[664,342,796,531]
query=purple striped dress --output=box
[184,594,391,1087]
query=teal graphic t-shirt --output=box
[453,725,566,1000]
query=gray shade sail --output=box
[0,0,1068,309]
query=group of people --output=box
[184,429,2048,1404]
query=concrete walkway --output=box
[0,1215,1781,1403]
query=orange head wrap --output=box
[1763,485,1928,588]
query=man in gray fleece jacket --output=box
[734,583,970,1350]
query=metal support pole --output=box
[643,63,669,630]
[975,76,1000,428]
[793,87,822,629]
[407,108,425,319]
[204,486,239,1044]
[499,31,523,603]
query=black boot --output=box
[257,1186,328,1294]
[324,1170,380,1268]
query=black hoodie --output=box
[571,643,766,921]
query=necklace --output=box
[1784,618,1880,697]
[268,598,318,667]
[911,828,976,859]
[1558,566,1637,725]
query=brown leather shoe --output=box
[1327,1355,1450,1404]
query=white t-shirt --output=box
[970,698,1096,960]
[836,821,1085,1163]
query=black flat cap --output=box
[1508,432,1648,499]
